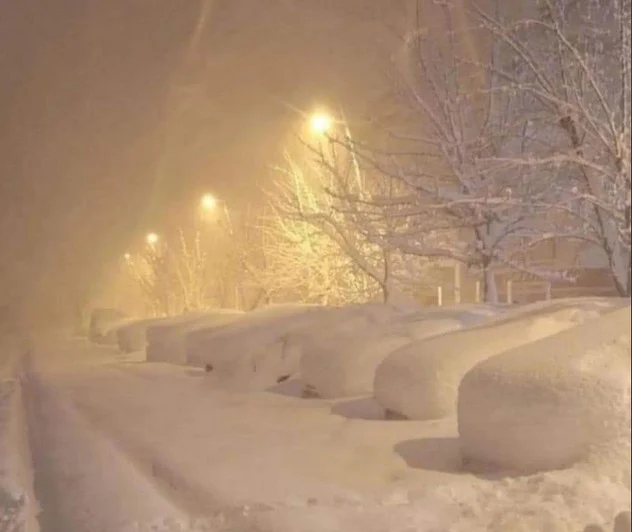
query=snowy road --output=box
[2,333,630,532]
[18,337,284,532]
[16,335,454,532]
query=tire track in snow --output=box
[70,389,275,532]
[24,350,275,532]
[21,353,194,532]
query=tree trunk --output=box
[381,282,391,304]
[482,263,499,304]
[381,249,391,304]
[612,250,632,297]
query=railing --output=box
[430,268,618,305]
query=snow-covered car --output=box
[184,304,331,390]
[145,310,243,364]
[116,317,171,353]
[88,308,129,344]
[95,318,138,346]
[373,297,629,420]
[297,304,502,399]
[458,304,631,473]
[144,312,210,348]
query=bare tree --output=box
[268,142,428,304]
[474,0,631,295]
[124,243,181,317]
[334,1,560,303]
[171,228,214,312]
[218,206,273,310]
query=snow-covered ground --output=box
[2,299,631,531]
[0,337,38,532]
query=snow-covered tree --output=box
[475,0,631,295]
[335,1,560,303]
[124,243,181,316]
[265,160,373,305]
[268,139,433,304]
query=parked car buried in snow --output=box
[145,310,244,364]
[184,304,331,391]
[373,297,630,421]
[298,303,503,399]
[88,308,129,344]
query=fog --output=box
[0,0,415,322]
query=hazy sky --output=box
[0,0,416,317]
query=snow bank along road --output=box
[2,331,630,532]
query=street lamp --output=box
[308,108,363,188]
[200,193,217,212]
[146,232,159,246]
[309,112,334,135]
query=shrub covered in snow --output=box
[458,305,631,474]
[373,298,629,420]
[298,305,501,399]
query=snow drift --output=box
[0,339,36,531]
[185,304,330,389]
[458,305,631,474]
[298,305,500,399]
[374,298,629,420]
[144,310,243,364]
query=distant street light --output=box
[309,112,334,135]
[123,252,131,261]
[146,232,159,246]
[200,193,217,211]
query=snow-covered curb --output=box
[0,345,39,532]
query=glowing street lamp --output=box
[123,252,131,261]
[200,193,218,211]
[309,112,334,135]
[145,232,159,246]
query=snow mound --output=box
[145,311,243,364]
[95,318,139,346]
[296,304,419,397]
[88,308,128,343]
[374,298,628,420]
[458,305,631,474]
[1,341,35,531]
[298,306,499,399]
[116,317,170,353]
[145,312,211,346]
[300,333,413,399]
[423,469,631,532]
[185,305,331,389]
[583,511,631,532]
